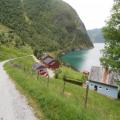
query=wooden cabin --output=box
[42,55,60,69]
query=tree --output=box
[101,0,120,72]
[33,48,43,59]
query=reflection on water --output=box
[60,43,105,71]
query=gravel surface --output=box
[0,60,38,120]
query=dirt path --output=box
[0,60,38,120]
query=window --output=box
[106,88,109,90]
[94,85,98,91]
[106,88,110,92]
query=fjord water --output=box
[61,43,104,71]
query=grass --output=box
[4,56,120,120]
[58,66,85,82]
[0,45,33,61]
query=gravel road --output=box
[0,60,38,120]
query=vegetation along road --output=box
[0,59,38,120]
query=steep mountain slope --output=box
[88,28,105,43]
[0,0,93,53]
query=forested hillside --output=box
[0,0,93,54]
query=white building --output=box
[88,66,119,99]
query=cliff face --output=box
[0,0,93,52]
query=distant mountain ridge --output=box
[88,28,105,43]
[0,0,93,53]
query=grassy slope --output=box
[58,66,85,81]
[0,46,33,61]
[4,56,120,120]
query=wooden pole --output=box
[24,66,26,72]
[47,75,50,87]
[63,80,66,94]
[31,69,33,75]
[37,71,39,80]
[85,84,89,108]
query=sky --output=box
[63,0,114,30]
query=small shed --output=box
[88,66,119,99]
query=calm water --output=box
[60,43,105,71]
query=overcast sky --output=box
[63,0,114,30]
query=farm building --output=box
[88,66,119,99]
[32,63,45,71]
[32,63,48,77]
[42,55,60,69]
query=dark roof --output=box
[49,61,56,65]
[89,66,119,87]
[42,55,60,67]
[43,57,54,64]
[32,63,45,70]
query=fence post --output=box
[31,69,33,75]
[47,75,50,87]
[84,81,89,108]
[24,66,26,72]
[63,75,66,94]
[63,80,66,94]
[37,71,39,80]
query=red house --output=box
[42,55,60,69]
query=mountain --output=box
[0,0,93,54]
[88,28,105,43]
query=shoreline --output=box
[59,43,105,72]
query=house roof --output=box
[88,66,119,87]
[43,57,54,64]
[42,55,60,67]
[49,61,56,65]
[32,63,45,70]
